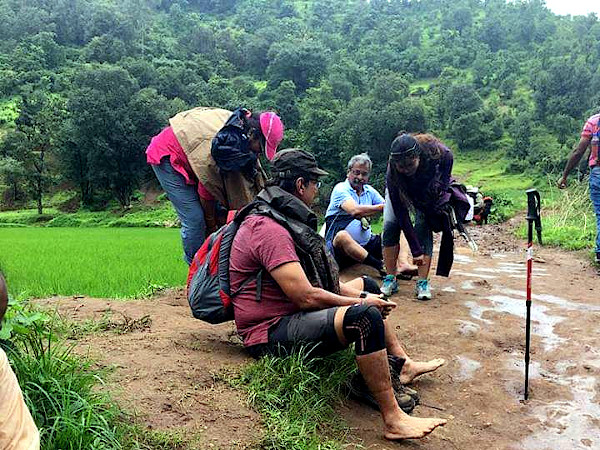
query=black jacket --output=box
[211,108,257,179]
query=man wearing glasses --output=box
[325,153,386,274]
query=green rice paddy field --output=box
[0,228,187,298]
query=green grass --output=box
[232,347,357,449]
[518,179,596,253]
[5,337,124,450]
[453,148,540,222]
[0,228,187,298]
[0,204,178,228]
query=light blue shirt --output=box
[325,180,384,245]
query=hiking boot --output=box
[380,275,398,297]
[388,355,420,404]
[348,372,416,414]
[415,279,432,301]
[595,252,600,264]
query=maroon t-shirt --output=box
[230,215,301,347]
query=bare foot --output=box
[397,263,418,273]
[399,358,445,384]
[384,414,447,440]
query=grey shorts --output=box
[246,308,345,359]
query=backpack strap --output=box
[230,269,264,302]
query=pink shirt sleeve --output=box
[582,118,595,138]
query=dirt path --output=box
[44,223,600,449]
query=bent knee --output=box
[333,230,354,247]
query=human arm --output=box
[270,262,395,311]
[438,148,454,193]
[199,197,219,234]
[340,198,384,218]
[558,136,590,188]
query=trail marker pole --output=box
[524,188,542,400]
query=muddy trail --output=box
[43,222,600,449]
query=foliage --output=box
[0,0,597,210]
[233,347,356,449]
[518,179,596,252]
[0,204,177,228]
[0,296,49,341]
[5,336,123,449]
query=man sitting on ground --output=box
[229,148,447,440]
[325,153,386,273]
[0,273,40,450]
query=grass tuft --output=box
[232,346,357,449]
[5,335,123,450]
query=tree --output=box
[65,66,173,208]
[267,40,329,92]
[6,91,66,213]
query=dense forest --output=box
[0,0,598,212]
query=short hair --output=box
[0,273,7,324]
[347,153,372,172]
[269,171,312,194]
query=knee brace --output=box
[342,304,385,355]
[361,275,380,295]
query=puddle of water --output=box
[456,319,480,336]
[454,355,481,381]
[465,295,567,351]
[453,270,498,279]
[498,262,524,268]
[454,254,474,264]
[495,287,600,313]
[474,267,507,273]
[461,280,476,290]
[442,286,456,292]
[521,375,600,450]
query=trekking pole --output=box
[524,189,542,400]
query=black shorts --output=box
[333,234,382,270]
[246,308,345,359]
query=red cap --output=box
[259,112,284,161]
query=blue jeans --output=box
[152,157,206,265]
[590,166,600,253]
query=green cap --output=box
[272,148,328,179]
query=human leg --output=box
[382,320,445,384]
[342,275,381,294]
[382,190,401,273]
[333,230,368,262]
[356,350,446,440]
[382,193,401,295]
[590,167,600,259]
[336,306,445,439]
[152,157,206,264]
[397,232,418,279]
[414,211,433,300]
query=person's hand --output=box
[364,294,396,318]
[413,255,426,266]
[557,176,568,189]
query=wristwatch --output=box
[359,291,368,299]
